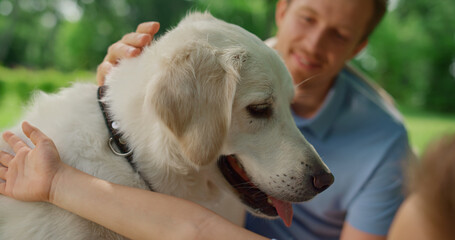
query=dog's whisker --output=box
[233,186,257,190]
[293,93,315,100]
[253,194,270,202]
[293,72,322,89]
[232,182,255,188]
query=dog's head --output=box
[109,12,333,226]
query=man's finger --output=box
[136,22,160,35]
[22,122,49,147]
[0,151,13,168]
[121,32,152,48]
[105,42,141,64]
[96,61,113,86]
[2,131,29,154]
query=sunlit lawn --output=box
[1,67,454,157]
[398,106,455,155]
[0,66,94,129]
[0,93,23,128]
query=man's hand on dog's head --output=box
[96,22,160,86]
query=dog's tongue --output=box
[226,156,293,226]
[269,196,293,227]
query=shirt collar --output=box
[292,69,349,140]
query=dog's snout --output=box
[312,170,334,193]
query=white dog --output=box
[0,12,333,239]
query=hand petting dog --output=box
[0,121,64,203]
[96,22,160,85]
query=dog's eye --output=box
[247,104,272,118]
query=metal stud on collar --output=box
[108,137,133,157]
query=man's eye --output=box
[299,15,315,24]
[304,17,314,23]
[336,32,347,41]
[247,104,272,118]
[333,30,350,42]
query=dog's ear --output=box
[149,41,246,166]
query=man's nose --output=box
[303,27,326,56]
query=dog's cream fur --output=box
[0,12,330,239]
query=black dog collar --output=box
[97,86,154,191]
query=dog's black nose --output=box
[312,170,334,193]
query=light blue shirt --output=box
[245,66,412,239]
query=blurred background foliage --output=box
[0,0,454,153]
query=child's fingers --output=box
[0,165,7,180]
[2,131,29,154]
[0,181,5,195]
[22,122,50,147]
[0,151,13,168]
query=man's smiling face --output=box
[274,0,373,84]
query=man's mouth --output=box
[293,53,322,70]
[217,155,294,227]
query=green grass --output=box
[398,106,455,155]
[0,92,24,128]
[0,65,95,129]
[1,66,454,157]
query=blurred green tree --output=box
[0,0,454,112]
[353,0,455,112]
[0,0,193,70]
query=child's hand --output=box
[0,122,64,203]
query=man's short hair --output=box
[365,0,388,40]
